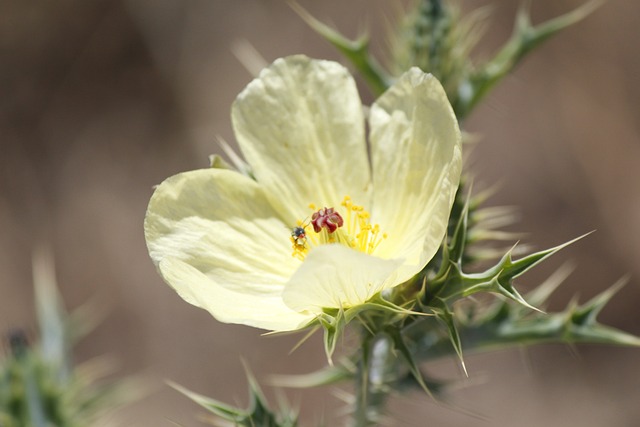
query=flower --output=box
[144,55,462,332]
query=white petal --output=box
[232,55,371,224]
[369,69,462,282]
[145,168,302,320]
[159,257,313,331]
[282,245,403,313]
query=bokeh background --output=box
[1,0,639,425]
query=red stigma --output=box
[311,207,344,233]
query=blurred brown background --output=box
[1,0,639,425]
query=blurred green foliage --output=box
[0,249,138,427]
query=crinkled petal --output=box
[282,245,403,313]
[159,258,313,331]
[232,55,371,225]
[145,168,304,325]
[369,69,462,283]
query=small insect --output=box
[291,226,307,247]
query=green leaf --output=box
[209,154,234,170]
[33,247,71,382]
[447,186,471,265]
[409,273,640,367]
[344,295,430,324]
[456,0,602,117]
[170,371,298,427]
[571,276,627,327]
[523,262,575,309]
[170,381,247,422]
[0,249,140,427]
[431,303,467,376]
[319,311,346,365]
[270,363,353,389]
[432,233,590,308]
[23,356,48,427]
[216,136,254,178]
[385,327,432,397]
[289,1,391,95]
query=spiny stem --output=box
[353,333,394,427]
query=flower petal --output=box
[145,168,302,320]
[159,257,313,331]
[232,55,371,224]
[369,69,462,282]
[282,245,403,313]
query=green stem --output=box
[353,333,394,427]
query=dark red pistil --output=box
[311,207,344,233]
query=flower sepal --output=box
[317,294,434,363]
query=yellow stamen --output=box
[290,196,387,260]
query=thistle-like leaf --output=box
[171,373,297,427]
[216,136,254,178]
[389,0,487,110]
[270,362,354,389]
[480,281,640,348]
[23,356,48,427]
[571,277,627,327]
[33,247,71,382]
[318,311,347,365]
[523,262,575,310]
[423,181,468,280]
[409,272,640,368]
[289,1,391,95]
[432,178,518,274]
[447,186,471,266]
[385,327,432,397]
[171,382,245,422]
[432,234,589,308]
[455,0,602,116]
[0,249,141,427]
[344,295,432,325]
[209,154,234,171]
[431,303,467,376]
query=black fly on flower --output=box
[291,225,307,247]
[290,217,311,260]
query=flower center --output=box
[290,196,387,260]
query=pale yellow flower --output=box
[144,55,461,332]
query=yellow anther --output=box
[291,195,387,260]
